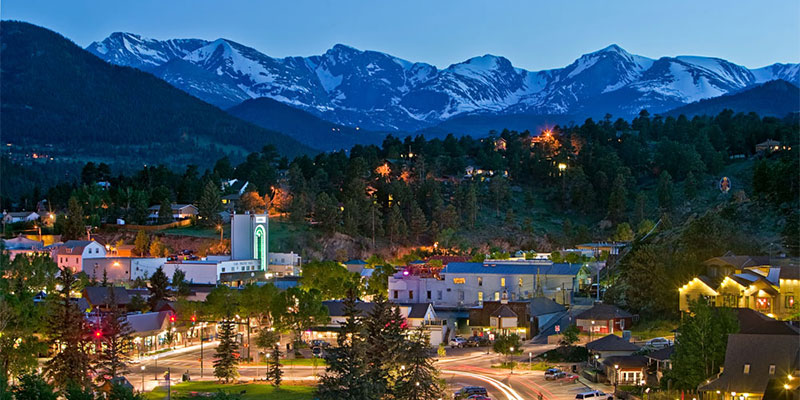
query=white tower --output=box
[231,213,268,271]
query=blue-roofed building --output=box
[344,259,368,274]
[389,260,591,309]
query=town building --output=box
[2,211,40,224]
[388,261,584,308]
[586,334,641,360]
[2,235,45,259]
[575,303,634,334]
[268,252,302,276]
[52,240,107,272]
[468,297,533,339]
[530,296,567,332]
[602,355,649,387]
[344,259,368,274]
[678,263,800,320]
[576,242,628,256]
[82,286,131,313]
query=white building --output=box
[231,213,268,269]
[147,204,198,221]
[268,252,301,277]
[2,211,40,224]
[388,261,585,308]
[52,240,106,273]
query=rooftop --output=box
[444,262,582,276]
[575,303,633,320]
[586,334,640,352]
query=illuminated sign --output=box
[255,216,267,223]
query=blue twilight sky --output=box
[3,0,799,70]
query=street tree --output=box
[493,334,523,367]
[657,171,674,211]
[147,266,171,310]
[96,287,133,383]
[265,346,283,388]
[133,230,149,257]
[299,261,361,300]
[172,268,191,299]
[393,329,445,400]
[156,198,172,224]
[198,180,223,227]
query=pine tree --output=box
[213,318,240,383]
[657,171,674,211]
[314,192,339,234]
[607,174,627,223]
[156,198,172,224]
[97,286,133,382]
[684,171,698,200]
[133,230,149,257]
[44,269,94,389]
[318,289,375,400]
[393,329,445,400]
[385,204,407,245]
[265,345,283,388]
[488,176,510,217]
[407,201,428,243]
[198,180,222,227]
[172,268,191,298]
[62,197,85,241]
[634,192,648,225]
[147,266,170,310]
[363,296,406,399]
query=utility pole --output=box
[200,325,204,378]
[167,368,171,400]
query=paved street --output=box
[127,340,613,400]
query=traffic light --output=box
[191,315,196,325]
[169,314,176,323]
[94,330,102,338]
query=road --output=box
[128,340,613,400]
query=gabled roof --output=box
[586,334,640,352]
[323,300,374,317]
[126,311,170,337]
[575,303,633,320]
[83,286,131,307]
[737,308,800,335]
[530,297,566,316]
[700,333,800,394]
[490,305,518,318]
[705,255,771,269]
[602,355,648,369]
[408,303,432,319]
[646,346,675,361]
[344,259,367,265]
[3,235,43,249]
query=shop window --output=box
[756,297,771,310]
[786,295,795,308]
[453,278,466,284]
[494,292,500,301]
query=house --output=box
[127,311,174,355]
[82,286,131,313]
[344,259,368,274]
[147,204,198,221]
[2,211,40,224]
[221,193,240,210]
[755,139,789,154]
[317,300,447,347]
[468,297,533,339]
[699,331,799,400]
[602,355,649,386]
[388,261,584,308]
[678,264,800,320]
[2,235,45,259]
[704,254,772,278]
[586,334,640,360]
[268,252,302,277]
[52,240,107,272]
[575,303,634,334]
[645,346,675,384]
[530,296,567,331]
[576,242,628,256]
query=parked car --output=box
[544,367,563,380]
[465,336,482,347]
[559,373,580,383]
[312,339,330,348]
[454,386,488,400]
[466,396,491,400]
[646,337,671,348]
[311,346,322,357]
[449,337,468,348]
[575,391,613,400]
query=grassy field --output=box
[144,381,315,400]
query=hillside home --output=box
[575,303,634,334]
[2,235,45,259]
[678,264,800,320]
[147,203,198,221]
[52,240,106,272]
[2,211,40,224]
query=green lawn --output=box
[251,358,326,367]
[144,381,315,400]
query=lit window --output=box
[769,364,775,375]
[518,278,523,287]
[787,295,795,308]
[409,290,414,300]
[453,278,466,284]
[744,364,750,374]
[501,278,506,287]
[494,292,500,301]
[478,291,483,304]
[478,277,483,286]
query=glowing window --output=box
[453,278,466,284]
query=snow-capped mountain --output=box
[86,34,799,131]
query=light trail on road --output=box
[443,369,525,400]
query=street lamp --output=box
[509,347,515,375]
[614,364,620,396]
[140,365,146,393]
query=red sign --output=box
[555,325,561,333]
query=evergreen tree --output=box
[288,192,309,224]
[393,329,445,400]
[607,174,628,223]
[44,269,94,389]
[172,268,191,298]
[156,198,172,224]
[407,201,428,243]
[147,266,170,310]
[684,171,698,200]
[363,296,406,399]
[314,192,339,234]
[657,171,674,211]
[213,318,240,383]
[97,286,133,382]
[318,289,375,400]
[11,373,58,400]
[488,176,510,217]
[752,159,772,197]
[634,192,648,224]
[385,204,407,245]
[265,345,283,388]
[666,298,738,390]
[133,230,149,257]
[62,197,85,241]
[198,180,222,227]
